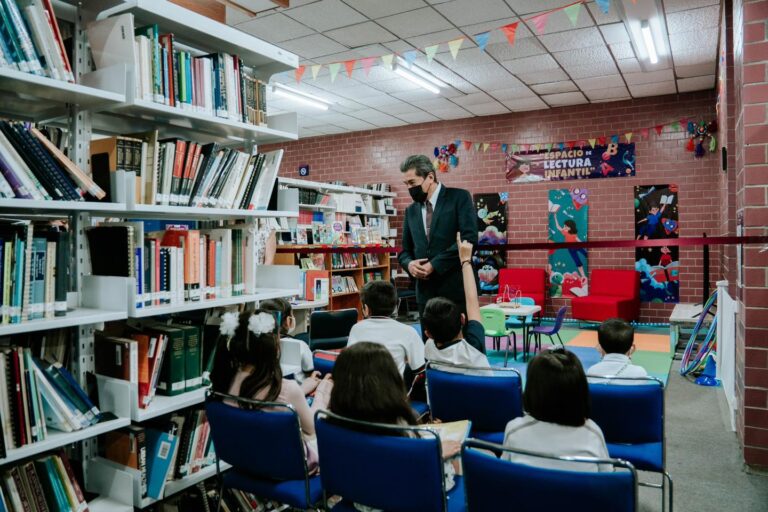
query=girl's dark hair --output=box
[329,342,417,427]
[564,219,578,234]
[210,309,282,402]
[523,348,590,427]
[260,298,292,335]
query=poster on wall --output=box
[473,192,508,295]
[634,184,680,303]
[505,143,635,183]
[548,188,589,298]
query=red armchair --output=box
[571,269,640,323]
[497,268,546,308]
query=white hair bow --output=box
[248,312,276,336]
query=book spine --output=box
[53,230,67,316]
[1,0,43,75]
[41,0,73,81]
[57,451,88,512]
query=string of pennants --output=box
[293,0,616,84]
[454,117,694,155]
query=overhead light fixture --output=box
[641,21,658,64]
[271,83,332,110]
[393,57,445,94]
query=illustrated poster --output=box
[473,193,508,295]
[548,188,589,298]
[634,184,679,303]
[505,143,635,183]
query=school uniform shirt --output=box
[502,415,612,472]
[347,318,426,375]
[587,353,648,383]
[424,320,490,370]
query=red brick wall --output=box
[267,90,720,325]
[732,0,768,468]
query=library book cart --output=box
[0,1,301,510]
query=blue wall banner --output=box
[505,143,636,183]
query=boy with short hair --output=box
[346,280,425,376]
[423,234,490,369]
[587,318,648,381]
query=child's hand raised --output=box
[457,232,473,263]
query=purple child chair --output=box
[525,306,568,360]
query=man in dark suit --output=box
[397,155,477,336]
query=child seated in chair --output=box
[347,280,425,377]
[261,298,315,383]
[422,234,490,370]
[587,318,648,382]
[502,348,611,472]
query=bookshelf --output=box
[0,0,301,509]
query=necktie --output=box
[425,201,433,240]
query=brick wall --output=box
[266,90,720,325]
[733,0,768,468]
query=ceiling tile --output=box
[391,88,444,102]
[351,94,411,108]
[540,27,604,53]
[430,106,475,119]
[435,47,496,68]
[376,100,425,114]
[628,81,677,97]
[396,111,440,123]
[451,91,494,106]
[333,83,388,99]
[434,0,514,26]
[599,23,630,44]
[669,29,718,56]
[675,62,717,78]
[663,0,720,14]
[610,42,636,60]
[617,58,642,73]
[486,37,547,61]
[459,18,533,41]
[325,22,398,47]
[237,13,315,43]
[227,6,251,25]
[517,68,569,85]
[502,96,549,111]
[377,7,453,38]
[531,80,579,94]
[406,29,467,50]
[348,109,406,126]
[278,33,348,59]
[491,86,537,101]
[369,78,422,93]
[415,97,461,110]
[504,0,575,16]
[623,69,675,85]
[462,101,510,116]
[677,74,716,92]
[283,0,368,32]
[583,86,630,101]
[542,91,588,107]
[586,1,622,24]
[524,7,594,36]
[502,53,561,74]
[347,0,427,19]
[666,5,720,34]
[333,118,379,131]
[382,40,418,54]
[575,74,625,90]
[554,46,618,78]
[454,62,517,87]
[674,48,717,67]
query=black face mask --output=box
[409,182,429,203]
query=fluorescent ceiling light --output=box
[395,57,447,88]
[394,65,440,94]
[641,21,658,64]
[271,83,332,110]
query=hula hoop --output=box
[680,290,718,376]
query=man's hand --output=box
[457,232,473,263]
[421,261,434,278]
[408,258,432,279]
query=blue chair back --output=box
[462,439,637,512]
[205,392,309,481]
[588,377,664,445]
[551,305,568,332]
[310,309,358,349]
[506,297,536,326]
[426,362,522,432]
[312,349,339,375]
[315,410,448,512]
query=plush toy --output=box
[686,120,718,158]
[433,143,458,172]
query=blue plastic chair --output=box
[526,305,568,359]
[315,410,466,512]
[308,309,358,350]
[505,296,536,328]
[426,362,522,444]
[312,349,339,376]
[205,392,322,510]
[589,377,672,512]
[462,438,638,512]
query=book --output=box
[145,426,178,499]
[168,323,201,392]
[85,225,134,277]
[105,425,147,499]
[94,333,138,384]
[151,324,185,397]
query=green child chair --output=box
[480,307,517,366]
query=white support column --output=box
[716,280,738,431]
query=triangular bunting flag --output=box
[557,142,564,150]
[425,45,439,64]
[295,65,306,83]
[448,38,464,60]
[404,50,418,65]
[679,118,687,127]
[530,12,550,34]
[641,128,649,139]
[598,136,607,145]
[491,142,500,151]
[361,57,376,76]
[476,31,491,51]
[521,144,529,152]
[563,3,581,27]
[455,139,462,147]
[311,64,321,80]
[625,132,633,143]
[671,121,680,131]
[596,0,610,14]
[328,62,341,82]
[344,59,356,78]
[502,143,508,153]
[566,140,575,149]
[482,143,490,152]
[500,22,519,46]
[610,134,619,143]
[545,143,553,152]
[473,142,481,151]
[464,140,473,150]
[588,138,596,148]
[655,125,664,135]
[511,144,519,153]
[381,54,394,70]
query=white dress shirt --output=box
[586,353,648,383]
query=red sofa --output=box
[571,269,640,323]
[497,268,546,308]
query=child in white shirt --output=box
[423,234,490,370]
[261,298,316,384]
[347,280,425,376]
[587,318,648,383]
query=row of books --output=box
[297,189,331,207]
[103,406,214,500]
[91,132,283,209]
[363,253,384,266]
[0,451,88,512]
[0,0,74,82]
[86,224,262,310]
[0,219,69,325]
[87,14,268,125]
[362,183,392,193]
[159,479,263,512]
[299,270,329,302]
[0,121,105,202]
[0,346,100,454]
[331,275,358,296]
[330,253,358,270]
[95,320,203,404]
[363,271,385,284]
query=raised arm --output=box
[458,232,480,322]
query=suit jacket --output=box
[398,186,477,305]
